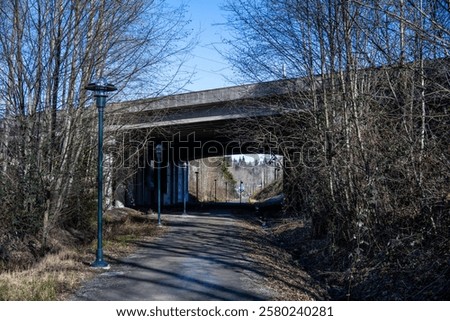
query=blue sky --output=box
[168,0,236,92]
[165,1,271,160]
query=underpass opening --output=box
[188,154,283,206]
[115,134,284,214]
[106,80,296,212]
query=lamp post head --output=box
[85,77,117,109]
[85,77,117,96]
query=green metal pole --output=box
[183,162,187,215]
[195,171,199,202]
[157,145,162,226]
[225,181,228,203]
[85,79,116,269]
[92,95,108,268]
[240,181,243,204]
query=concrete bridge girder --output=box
[106,79,300,209]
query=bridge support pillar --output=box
[104,138,116,210]
[123,144,191,208]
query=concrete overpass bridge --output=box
[105,79,305,209]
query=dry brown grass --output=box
[237,217,329,300]
[0,209,165,301]
[250,215,450,300]
[0,248,95,300]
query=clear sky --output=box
[167,0,237,92]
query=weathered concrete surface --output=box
[72,211,273,301]
[108,78,301,114]
[105,79,307,131]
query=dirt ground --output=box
[2,206,446,301]
[243,214,449,301]
[235,216,329,300]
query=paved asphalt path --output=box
[72,210,273,301]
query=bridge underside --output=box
[114,117,282,209]
[106,80,295,209]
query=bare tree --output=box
[223,0,449,299]
[0,0,194,259]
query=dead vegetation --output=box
[237,215,329,301]
[245,176,449,300]
[0,208,164,300]
[252,179,283,201]
[256,214,450,301]
[223,0,450,301]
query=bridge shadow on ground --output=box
[116,216,264,300]
[73,206,321,300]
[73,209,269,300]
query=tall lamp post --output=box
[195,171,199,202]
[156,144,162,226]
[182,162,187,215]
[85,78,117,269]
[239,181,244,204]
[214,179,217,202]
[225,181,228,203]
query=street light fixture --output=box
[182,162,187,215]
[85,77,117,269]
[156,144,162,226]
